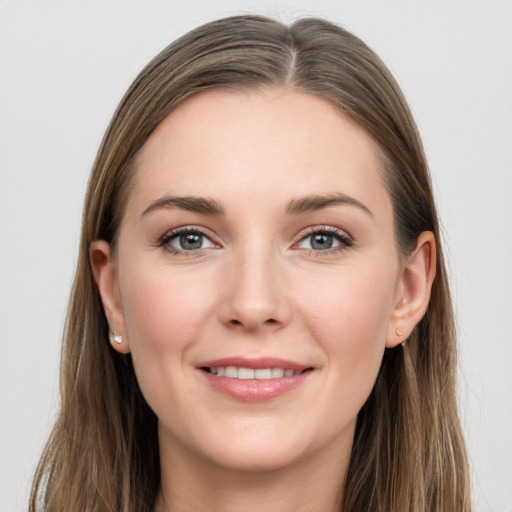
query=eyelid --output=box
[155,224,353,256]
[158,225,221,255]
[292,225,354,253]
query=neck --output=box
[154,429,351,512]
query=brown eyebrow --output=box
[141,192,372,219]
[284,193,373,217]
[141,195,225,218]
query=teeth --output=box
[207,366,303,379]
[255,368,271,379]
[225,366,238,378]
[238,368,254,380]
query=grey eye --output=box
[299,232,343,251]
[310,233,335,250]
[169,231,214,251]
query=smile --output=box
[202,366,305,379]
[197,358,314,402]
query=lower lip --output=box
[199,370,312,402]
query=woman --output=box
[29,15,472,512]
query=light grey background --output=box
[1,1,511,511]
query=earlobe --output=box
[90,241,130,354]
[386,231,436,348]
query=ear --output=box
[90,240,130,354]
[386,231,436,348]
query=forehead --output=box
[127,88,390,218]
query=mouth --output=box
[200,366,312,379]
[197,358,314,402]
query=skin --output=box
[91,88,435,512]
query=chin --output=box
[191,419,333,474]
[205,442,304,474]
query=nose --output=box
[218,247,290,332]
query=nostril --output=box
[228,318,277,327]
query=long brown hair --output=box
[30,15,471,511]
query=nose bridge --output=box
[220,235,288,330]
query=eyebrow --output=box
[284,193,373,217]
[141,195,225,218]
[141,192,372,219]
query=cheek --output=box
[118,261,217,376]
[297,262,396,395]
[122,260,207,330]
[301,261,395,337]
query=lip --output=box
[196,357,314,403]
[198,357,309,371]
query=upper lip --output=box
[197,357,311,371]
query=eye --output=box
[159,227,217,254]
[296,227,352,252]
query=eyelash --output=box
[296,226,353,256]
[157,225,353,256]
[158,226,215,256]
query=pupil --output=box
[180,233,202,250]
[311,233,333,250]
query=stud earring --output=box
[109,330,123,345]
[396,328,403,337]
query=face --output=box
[101,89,408,473]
